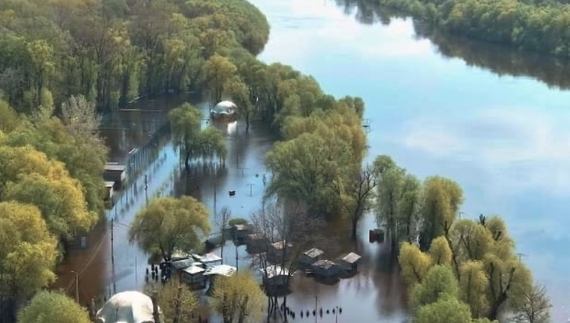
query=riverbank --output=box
[347,0,570,59]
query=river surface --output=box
[250,0,570,321]
[54,0,570,322]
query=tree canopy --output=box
[129,196,211,261]
[210,270,265,323]
[0,0,270,112]
[17,291,91,323]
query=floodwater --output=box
[53,0,570,321]
[251,0,570,321]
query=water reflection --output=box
[336,0,570,90]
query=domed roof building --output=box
[95,291,161,323]
[211,100,237,118]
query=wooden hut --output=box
[192,253,223,268]
[169,258,196,275]
[232,224,253,243]
[298,248,324,268]
[337,252,362,273]
[311,260,340,279]
[103,163,127,188]
[245,233,268,253]
[181,265,207,289]
[269,241,293,262]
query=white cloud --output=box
[402,108,570,195]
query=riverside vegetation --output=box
[0,0,552,323]
[345,0,570,58]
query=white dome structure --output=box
[95,291,160,323]
[211,100,237,118]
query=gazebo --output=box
[210,101,237,119]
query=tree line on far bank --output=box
[337,0,570,58]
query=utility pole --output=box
[247,184,253,197]
[314,295,318,323]
[72,271,79,303]
[234,229,239,272]
[111,218,116,294]
[214,180,217,217]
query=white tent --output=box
[95,291,160,323]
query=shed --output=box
[245,233,268,253]
[204,264,237,278]
[298,248,324,267]
[169,258,196,274]
[192,253,223,267]
[181,265,207,289]
[337,252,362,272]
[311,260,340,279]
[260,265,290,288]
[104,163,127,188]
[232,224,253,243]
[269,241,293,262]
[104,181,115,200]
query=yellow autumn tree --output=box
[210,270,265,323]
[0,145,97,241]
[17,291,91,323]
[0,201,58,319]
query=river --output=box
[250,0,570,321]
[54,0,570,321]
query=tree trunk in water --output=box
[351,219,358,241]
[185,151,191,171]
[245,115,250,132]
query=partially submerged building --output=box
[245,233,268,253]
[269,241,293,262]
[298,248,324,267]
[337,252,362,273]
[311,260,340,279]
[181,265,207,289]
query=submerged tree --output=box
[250,202,324,317]
[147,279,198,323]
[129,196,211,262]
[214,206,232,262]
[210,270,265,323]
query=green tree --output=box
[0,99,18,133]
[227,77,254,132]
[412,265,459,309]
[0,201,58,321]
[168,103,203,170]
[413,296,473,323]
[419,176,463,251]
[129,196,211,261]
[265,131,352,217]
[204,54,237,105]
[210,270,265,323]
[17,291,91,323]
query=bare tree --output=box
[513,284,551,323]
[250,201,324,321]
[335,165,376,240]
[214,206,232,262]
[61,95,103,143]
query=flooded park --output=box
[51,0,570,321]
